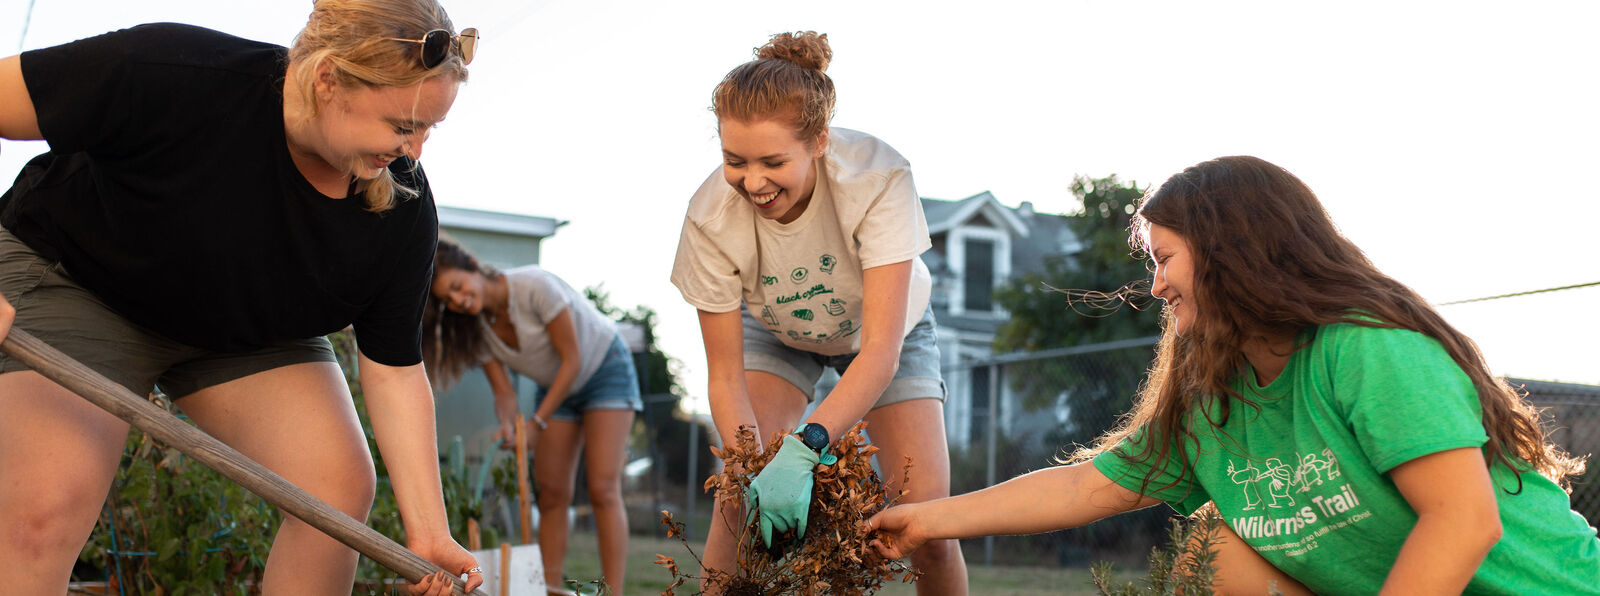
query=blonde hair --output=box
[712,31,835,146]
[287,0,469,212]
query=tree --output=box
[995,174,1159,353]
[993,175,1161,439]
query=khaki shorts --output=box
[0,229,335,398]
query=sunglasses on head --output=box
[388,27,478,69]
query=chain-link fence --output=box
[1518,378,1600,527]
[945,341,1600,569]
[945,336,1168,568]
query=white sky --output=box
[2,1,1596,414]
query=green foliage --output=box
[441,434,515,549]
[1090,508,1236,596]
[994,174,1159,353]
[71,329,509,593]
[991,175,1162,446]
[76,394,277,594]
[584,285,684,400]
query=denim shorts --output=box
[0,228,336,398]
[742,304,946,407]
[535,334,644,422]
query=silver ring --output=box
[465,566,483,574]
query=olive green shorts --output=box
[0,229,336,398]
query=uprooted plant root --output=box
[656,421,920,595]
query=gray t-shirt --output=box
[482,266,617,389]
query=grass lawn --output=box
[553,530,1122,595]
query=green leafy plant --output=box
[72,329,525,593]
[76,393,278,595]
[442,434,512,549]
[1089,506,1286,596]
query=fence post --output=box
[686,420,700,541]
[983,364,1000,566]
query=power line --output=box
[18,0,37,53]
[1438,281,1600,306]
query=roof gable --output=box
[923,191,1029,237]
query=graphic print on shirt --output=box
[759,252,857,347]
[1262,458,1296,508]
[826,298,846,316]
[1225,449,1370,558]
[1294,450,1340,491]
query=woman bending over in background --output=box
[425,236,643,594]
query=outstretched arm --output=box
[866,462,1161,559]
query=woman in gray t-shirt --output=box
[424,236,643,594]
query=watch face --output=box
[800,423,829,451]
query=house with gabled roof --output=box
[920,192,1083,451]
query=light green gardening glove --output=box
[745,434,838,547]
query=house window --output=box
[963,238,995,312]
[969,366,992,446]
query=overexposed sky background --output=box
[2,0,1596,413]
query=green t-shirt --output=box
[1094,323,1600,595]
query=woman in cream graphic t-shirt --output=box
[671,31,967,596]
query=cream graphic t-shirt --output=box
[671,128,932,356]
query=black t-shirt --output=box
[0,23,437,366]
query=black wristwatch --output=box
[796,422,830,454]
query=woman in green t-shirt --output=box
[867,156,1598,595]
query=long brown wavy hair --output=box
[1074,155,1583,493]
[421,235,499,390]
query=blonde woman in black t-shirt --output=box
[0,1,482,594]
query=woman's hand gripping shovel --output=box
[0,328,489,596]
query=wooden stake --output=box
[500,542,512,596]
[467,518,482,551]
[0,329,487,596]
[515,415,533,545]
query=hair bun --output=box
[756,31,831,72]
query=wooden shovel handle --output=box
[0,328,488,596]
[515,415,533,545]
